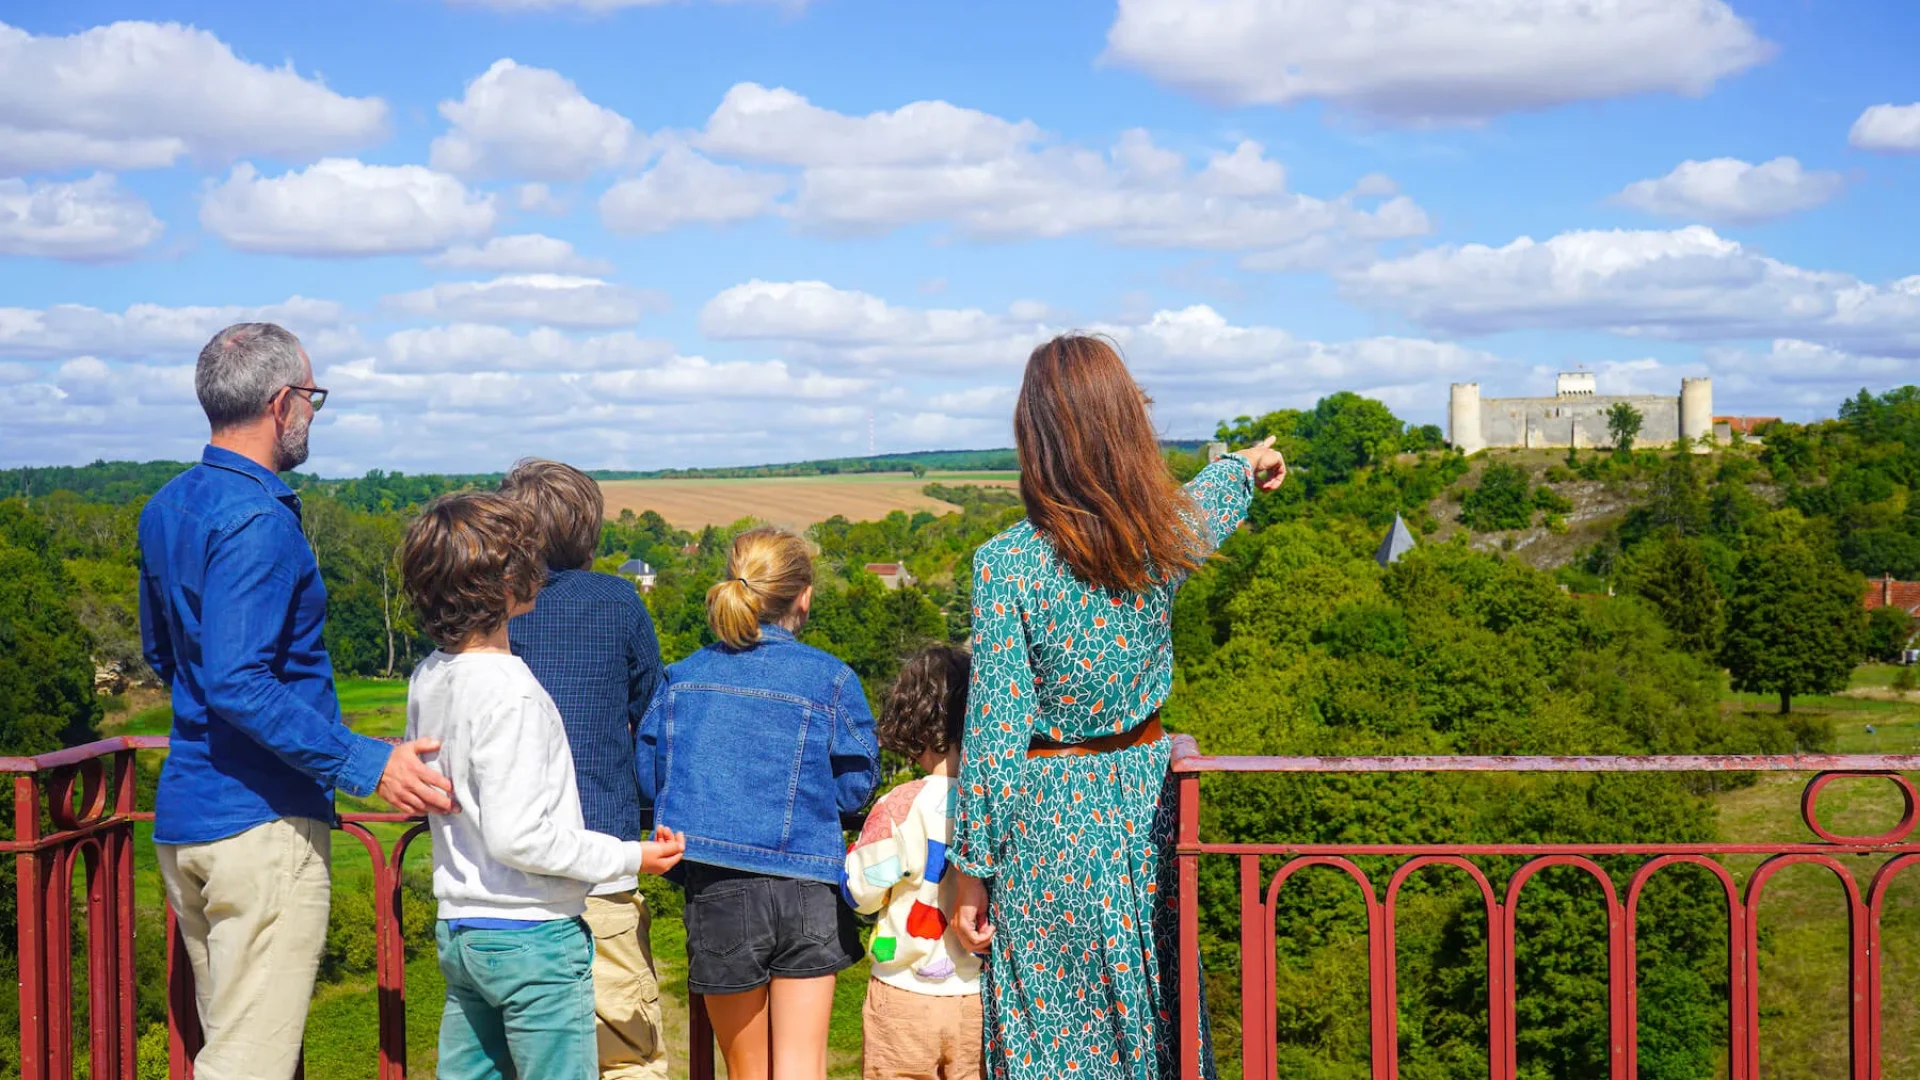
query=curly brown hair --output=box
[877,645,971,759]
[401,492,545,650]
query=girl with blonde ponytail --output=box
[703,526,816,649]
[636,526,880,1080]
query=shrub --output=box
[1461,463,1535,531]
[1866,606,1915,662]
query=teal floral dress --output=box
[951,455,1253,1080]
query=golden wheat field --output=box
[597,472,1017,531]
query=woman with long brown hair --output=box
[948,335,1285,1080]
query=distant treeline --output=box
[0,443,1211,510]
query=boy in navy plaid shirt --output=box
[501,458,668,1080]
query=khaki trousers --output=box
[584,889,668,1080]
[862,979,983,1080]
[156,816,332,1080]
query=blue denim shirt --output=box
[510,568,663,842]
[635,625,879,883]
[139,446,390,844]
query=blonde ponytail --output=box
[705,526,814,649]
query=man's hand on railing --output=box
[376,738,459,815]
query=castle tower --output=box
[1449,383,1484,455]
[1680,377,1712,453]
[1555,371,1597,397]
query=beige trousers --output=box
[584,889,668,1080]
[862,979,983,1080]
[156,816,332,1080]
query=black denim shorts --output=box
[681,863,863,995]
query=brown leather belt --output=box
[1027,713,1164,758]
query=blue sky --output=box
[2,0,1917,475]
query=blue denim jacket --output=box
[635,625,879,883]
[139,446,391,844]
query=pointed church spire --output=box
[1376,513,1417,567]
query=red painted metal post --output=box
[14,773,48,1080]
[165,902,203,1078]
[340,820,408,1080]
[1366,873,1392,1080]
[1177,767,1200,1080]
[114,750,138,1080]
[84,839,120,1079]
[689,992,716,1080]
[1238,855,1267,1080]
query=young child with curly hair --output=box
[843,645,988,1080]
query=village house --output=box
[617,558,658,592]
[864,562,915,590]
[1863,574,1920,664]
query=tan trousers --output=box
[156,816,332,1080]
[584,889,668,1080]
[862,979,983,1080]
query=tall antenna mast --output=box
[868,409,875,457]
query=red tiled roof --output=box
[864,562,903,575]
[1714,416,1781,435]
[1863,577,1920,613]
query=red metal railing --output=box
[10,735,1920,1078]
[1172,738,1920,1080]
[3,735,428,1080]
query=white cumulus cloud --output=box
[599,145,787,233]
[700,82,1041,167]
[0,174,164,260]
[0,20,387,173]
[780,112,1427,260]
[701,280,1017,349]
[1102,0,1773,125]
[1850,103,1920,153]
[697,277,1500,431]
[1612,157,1843,224]
[386,274,668,328]
[200,159,498,256]
[424,234,612,274]
[430,59,644,180]
[585,355,870,401]
[383,324,673,372]
[0,296,345,359]
[1341,225,1920,355]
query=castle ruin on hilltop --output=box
[1449,372,1713,454]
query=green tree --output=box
[1638,537,1724,657]
[1460,462,1534,531]
[1298,392,1408,485]
[1607,402,1644,454]
[1865,605,1915,662]
[0,504,103,757]
[1721,541,1866,713]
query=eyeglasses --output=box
[284,385,329,412]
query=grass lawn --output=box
[1709,664,1920,1079]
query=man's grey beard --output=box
[274,414,311,472]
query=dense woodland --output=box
[3,386,1919,1078]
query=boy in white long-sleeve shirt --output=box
[401,492,684,1080]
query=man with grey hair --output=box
[138,322,457,1080]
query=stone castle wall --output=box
[1481,394,1682,449]
[1451,377,1712,453]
